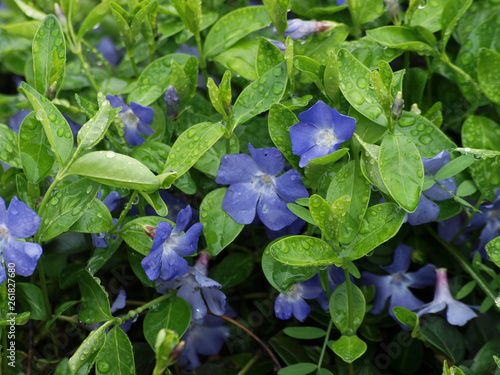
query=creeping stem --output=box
[109,190,139,234]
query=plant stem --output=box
[81,38,113,75]
[439,53,481,95]
[36,174,63,220]
[316,319,333,374]
[237,352,261,375]
[128,51,140,78]
[347,0,361,39]
[195,33,208,83]
[76,50,100,92]
[109,190,138,234]
[118,291,174,324]
[344,267,355,332]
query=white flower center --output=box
[317,129,337,149]
[0,224,8,240]
[120,109,139,128]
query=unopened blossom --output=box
[216,144,308,231]
[290,101,356,168]
[278,19,335,40]
[106,95,155,146]
[416,268,477,326]
[362,244,436,317]
[468,188,500,258]
[141,206,203,281]
[156,253,226,320]
[97,36,120,66]
[0,196,43,284]
[164,85,179,119]
[274,274,325,322]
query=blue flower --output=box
[96,36,120,67]
[274,274,325,322]
[106,95,155,146]
[467,188,500,258]
[92,191,122,248]
[216,144,308,231]
[416,268,477,326]
[336,0,347,4]
[362,244,436,318]
[290,101,356,168]
[164,85,179,119]
[408,151,456,226]
[0,196,43,284]
[179,315,230,370]
[156,254,226,320]
[141,206,203,281]
[278,19,334,40]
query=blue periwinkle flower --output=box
[468,188,500,258]
[0,196,43,284]
[416,268,477,326]
[141,206,203,281]
[156,253,226,320]
[362,244,436,318]
[97,36,120,67]
[180,315,230,369]
[407,151,456,225]
[216,144,308,231]
[274,274,325,322]
[106,95,155,146]
[290,101,356,168]
[279,19,333,40]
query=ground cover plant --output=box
[1,0,500,373]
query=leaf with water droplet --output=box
[329,282,366,335]
[121,217,173,256]
[0,123,22,169]
[70,198,113,234]
[256,38,285,76]
[329,335,367,363]
[294,55,325,92]
[95,326,135,375]
[77,268,113,324]
[366,26,437,56]
[69,321,107,373]
[139,190,168,217]
[440,0,473,52]
[478,48,500,105]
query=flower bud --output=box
[279,19,339,41]
[384,0,401,25]
[411,103,421,115]
[391,91,404,121]
[145,225,156,239]
[46,82,58,100]
[164,85,179,119]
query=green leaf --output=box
[434,154,476,180]
[19,113,55,183]
[356,138,389,194]
[95,327,135,375]
[143,297,191,349]
[366,26,436,56]
[283,327,326,340]
[54,358,74,375]
[470,338,500,375]
[163,122,226,179]
[233,61,288,127]
[263,0,290,38]
[67,151,159,191]
[337,49,387,126]
[45,300,79,329]
[304,149,349,186]
[77,269,113,324]
[421,317,465,363]
[69,198,113,233]
[200,188,244,256]
[397,111,456,158]
[286,203,315,225]
[139,190,168,216]
[20,82,74,166]
[110,3,134,51]
[204,6,271,58]
[477,48,500,105]
[69,323,108,373]
[486,236,500,269]
[408,0,446,32]
[309,194,350,244]
[270,235,343,267]
[342,203,406,262]
[87,239,123,275]
[38,179,100,242]
[294,55,325,92]
[17,283,48,320]
[455,280,477,300]
[212,39,260,81]
[256,38,285,76]
[170,0,201,35]
[329,335,367,363]
[268,103,301,171]
[130,141,170,174]
[128,54,197,106]
[278,363,318,375]
[324,52,340,106]
[77,0,110,38]
[392,306,419,330]
[33,15,65,97]
[1,21,40,39]
[0,312,30,326]
[329,282,365,334]
[379,133,424,212]
[0,124,21,169]
[211,252,254,289]
[456,180,477,197]
[440,0,473,51]
[262,242,319,293]
[121,217,172,256]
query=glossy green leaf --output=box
[1,20,40,39]
[38,179,100,242]
[329,335,367,363]
[477,48,500,105]
[0,123,21,168]
[326,160,371,244]
[341,38,404,70]
[110,3,134,51]
[270,235,342,267]
[12,0,46,20]
[283,327,326,340]
[77,0,110,38]
[337,49,387,126]
[256,38,285,77]
[130,141,170,174]
[356,137,389,194]
[33,15,65,97]
[486,236,500,269]
[379,133,424,212]
[169,58,198,108]
[286,203,315,225]
[262,242,319,293]
[212,39,260,81]
[69,198,113,233]
[204,6,271,58]
[17,283,48,320]
[170,0,201,35]
[69,323,108,373]
[45,300,80,329]
[434,154,475,180]
[342,203,406,261]
[263,0,290,38]
[121,217,172,256]
[139,190,168,216]
[268,103,301,171]
[350,107,386,144]
[366,26,436,56]
[278,363,318,375]
[294,55,325,91]
[324,52,340,106]
[392,307,420,331]
[441,0,473,51]
[233,61,288,127]
[0,312,30,326]
[95,327,135,375]
[77,269,113,324]
[200,188,244,256]
[397,111,456,158]
[456,180,477,197]
[408,0,446,32]
[304,148,349,185]
[20,82,73,166]
[330,282,365,334]
[19,113,55,183]
[163,122,226,179]
[421,317,465,363]
[67,151,160,191]
[211,252,254,289]
[143,296,191,349]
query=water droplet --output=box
[57,128,64,137]
[50,197,59,205]
[399,117,416,127]
[419,134,432,145]
[106,151,116,159]
[272,66,282,76]
[97,361,111,373]
[350,91,364,105]
[356,77,367,89]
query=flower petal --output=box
[215,154,260,184]
[202,287,226,316]
[0,196,6,224]
[257,190,297,231]
[178,282,207,319]
[3,239,42,277]
[0,264,5,285]
[160,248,189,281]
[124,123,146,146]
[171,222,203,256]
[274,169,309,203]
[331,108,356,142]
[141,245,162,281]
[298,144,329,168]
[388,287,425,317]
[297,100,334,130]
[106,95,128,112]
[222,183,260,224]
[446,300,477,326]
[407,195,440,226]
[92,233,108,248]
[248,144,285,176]
[111,290,127,313]
[406,264,436,288]
[381,244,412,274]
[194,269,221,288]
[173,206,192,235]
[415,301,447,317]
[289,122,321,155]
[422,151,450,175]
[292,297,311,322]
[130,102,154,124]
[424,177,456,201]
[102,191,121,212]
[6,197,40,239]
[362,272,392,314]
[274,294,293,320]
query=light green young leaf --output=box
[77,269,113,324]
[95,327,135,375]
[477,48,500,105]
[69,323,108,373]
[270,236,343,267]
